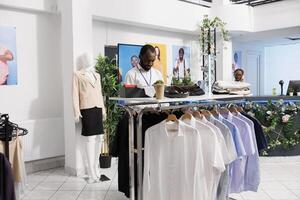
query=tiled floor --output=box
[21,158,300,200]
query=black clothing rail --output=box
[0,113,28,160]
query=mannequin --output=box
[73,53,106,183]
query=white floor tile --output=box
[281,181,300,190]
[291,190,300,198]
[261,181,288,191]
[265,189,299,200]
[43,175,69,182]
[77,191,107,200]
[59,182,87,191]
[229,193,244,200]
[84,181,111,191]
[23,190,56,200]
[241,191,271,200]
[34,182,64,191]
[49,191,81,200]
[24,181,41,191]
[105,191,129,200]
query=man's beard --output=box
[141,64,151,71]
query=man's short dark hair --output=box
[139,45,155,59]
[234,68,244,75]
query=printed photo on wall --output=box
[148,43,167,83]
[232,51,242,72]
[172,45,191,80]
[118,43,142,83]
[0,26,17,86]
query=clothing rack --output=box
[0,113,28,160]
[110,95,248,200]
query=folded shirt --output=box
[214,81,250,90]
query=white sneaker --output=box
[87,177,100,184]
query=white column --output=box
[216,39,233,81]
[60,0,93,175]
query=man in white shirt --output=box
[125,45,163,87]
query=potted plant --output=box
[153,80,165,100]
[296,87,300,96]
[288,88,294,96]
[95,56,124,168]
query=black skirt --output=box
[80,107,104,136]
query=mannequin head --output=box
[76,53,94,70]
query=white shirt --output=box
[181,116,226,200]
[174,58,190,78]
[207,115,238,163]
[143,120,205,200]
[125,65,163,88]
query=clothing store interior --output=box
[1,0,300,200]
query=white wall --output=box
[264,43,300,95]
[211,4,253,32]
[91,0,209,34]
[0,8,64,161]
[93,20,203,83]
[232,42,265,95]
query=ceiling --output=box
[231,26,300,46]
[230,0,285,7]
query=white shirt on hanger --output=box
[143,120,206,200]
[181,116,226,200]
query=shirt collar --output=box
[180,115,196,128]
[162,120,184,137]
[221,111,233,121]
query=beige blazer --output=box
[0,131,23,182]
[73,70,106,119]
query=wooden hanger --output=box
[200,109,212,117]
[181,112,193,121]
[219,107,230,114]
[210,107,219,116]
[229,105,239,114]
[237,106,244,112]
[166,114,179,123]
[192,111,203,119]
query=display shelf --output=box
[109,94,249,106]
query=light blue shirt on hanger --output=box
[219,112,256,193]
[235,112,260,192]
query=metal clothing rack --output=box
[0,113,28,160]
[110,95,248,200]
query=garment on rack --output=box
[241,112,268,151]
[0,153,16,200]
[181,116,226,200]
[0,131,23,182]
[221,112,256,193]
[111,112,168,198]
[143,120,205,200]
[235,113,260,192]
[207,115,238,200]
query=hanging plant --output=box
[199,15,229,55]
[199,15,229,93]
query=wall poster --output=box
[0,26,17,86]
